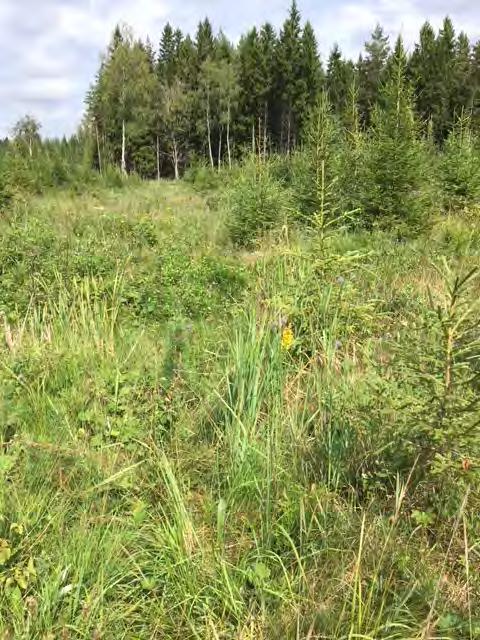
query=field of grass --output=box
[1,178,480,639]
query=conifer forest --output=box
[1,4,480,638]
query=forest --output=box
[1,3,480,639]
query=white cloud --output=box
[313,0,480,58]
[0,0,172,137]
[1,0,479,138]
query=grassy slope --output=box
[1,181,480,639]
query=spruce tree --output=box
[238,28,266,151]
[196,18,215,66]
[326,44,354,116]
[258,23,277,154]
[158,23,178,85]
[361,37,432,229]
[357,24,390,125]
[452,32,473,117]
[300,22,323,121]
[276,0,305,152]
[436,17,456,139]
[409,21,437,130]
[294,91,342,222]
[441,113,480,210]
[176,35,196,86]
[472,41,480,130]
[216,30,234,62]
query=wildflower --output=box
[462,458,471,471]
[336,276,345,286]
[281,325,294,351]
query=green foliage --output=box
[359,48,434,230]
[391,262,480,511]
[357,24,390,125]
[183,161,224,192]
[0,172,14,214]
[1,180,480,638]
[226,156,292,247]
[441,113,480,211]
[290,91,343,221]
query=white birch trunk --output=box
[226,100,232,170]
[172,135,179,180]
[217,128,222,172]
[121,119,127,175]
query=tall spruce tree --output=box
[472,41,480,130]
[340,76,365,214]
[196,18,215,66]
[276,1,306,152]
[326,44,355,116]
[238,28,266,152]
[436,16,456,139]
[176,35,196,86]
[452,32,473,116]
[357,24,390,125]
[361,37,431,229]
[409,21,437,130]
[300,22,323,123]
[258,23,277,155]
[158,23,179,85]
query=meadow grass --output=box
[0,181,479,639]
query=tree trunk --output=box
[258,116,262,160]
[252,121,255,155]
[121,119,127,175]
[172,134,179,180]
[217,128,222,172]
[226,100,232,170]
[95,120,102,174]
[206,92,214,169]
[156,135,161,181]
[287,110,291,156]
[263,101,268,159]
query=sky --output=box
[1,0,479,139]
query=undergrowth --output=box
[0,179,479,639]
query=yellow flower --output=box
[281,325,294,351]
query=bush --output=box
[226,156,292,248]
[184,162,223,193]
[0,173,14,215]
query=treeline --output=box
[0,116,128,211]
[85,2,480,177]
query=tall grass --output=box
[0,180,479,639]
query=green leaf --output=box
[411,509,436,527]
[132,500,147,525]
[254,562,270,582]
[0,540,12,565]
